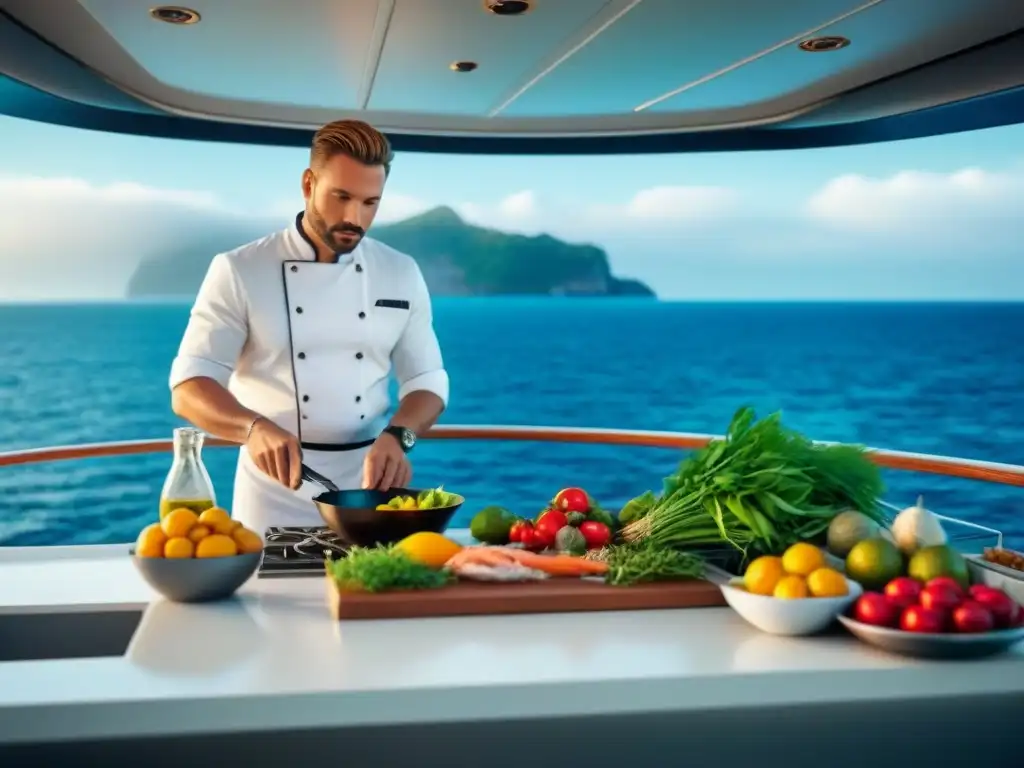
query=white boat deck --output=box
[0,531,1021,765]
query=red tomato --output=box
[951,601,995,633]
[969,587,1017,628]
[883,577,922,610]
[531,525,556,551]
[508,520,533,544]
[535,510,569,538]
[925,576,966,598]
[853,593,900,628]
[578,521,612,550]
[516,527,541,551]
[900,604,947,633]
[554,488,590,513]
[918,584,962,615]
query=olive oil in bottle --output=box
[159,427,216,520]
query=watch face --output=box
[401,430,416,449]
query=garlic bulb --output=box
[890,495,947,556]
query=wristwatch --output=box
[382,425,416,453]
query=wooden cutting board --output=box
[325,575,727,620]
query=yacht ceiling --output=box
[2,0,1024,146]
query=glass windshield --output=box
[1,114,1022,548]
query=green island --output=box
[125,206,655,299]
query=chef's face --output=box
[302,154,386,255]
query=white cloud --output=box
[451,185,737,238]
[622,185,736,221]
[0,175,272,300]
[806,167,1021,233]
[1,166,1020,302]
[375,192,433,223]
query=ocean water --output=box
[0,299,1022,549]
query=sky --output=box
[1,113,1022,301]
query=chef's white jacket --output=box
[168,213,449,532]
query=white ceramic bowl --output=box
[720,578,863,636]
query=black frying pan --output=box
[300,464,463,547]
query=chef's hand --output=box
[246,417,303,490]
[362,434,411,492]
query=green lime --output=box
[826,510,881,559]
[469,506,515,545]
[844,537,904,591]
[907,545,969,589]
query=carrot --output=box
[501,548,609,577]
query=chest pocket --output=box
[371,298,411,349]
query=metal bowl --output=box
[313,488,463,547]
[130,550,262,603]
[838,614,1024,660]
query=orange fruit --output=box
[232,526,264,554]
[744,555,785,596]
[164,536,195,559]
[195,534,238,558]
[781,542,826,577]
[198,506,236,535]
[187,524,212,543]
[806,567,849,598]
[773,574,809,599]
[136,523,168,558]
[161,508,198,538]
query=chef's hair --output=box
[310,120,394,175]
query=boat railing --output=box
[0,425,1013,549]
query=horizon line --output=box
[2,297,1024,306]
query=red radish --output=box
[900,605,946,633]
[884,577,922,609]
[969,587,1018,628]
[919,584,962,615]
[853,593,900,627]
[951,601,995,633]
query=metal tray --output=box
[838,615,1024,660]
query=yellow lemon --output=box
[164,536,195,559]
[198,506,236,535]
[743,556,785,596]
[232,526,264,555]
[395,532,462,569]
[187,524,212,544]
[195,534,238,558]
[161,508,198,539]
[781,542,827,577]
[773,574,809,599]
[806,567,849,598]
[135,523,168,558]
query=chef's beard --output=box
[307,203,364,256]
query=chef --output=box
[168,119,448,533]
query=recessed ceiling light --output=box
[450,61,479,73]
[149,6,201,25]
[484,1,533,16]
[798,36,850,52]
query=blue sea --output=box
[0,299,1022,549]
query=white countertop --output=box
[0,533,1022,746]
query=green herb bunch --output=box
[621,406,886,555]
[326,545,454,593]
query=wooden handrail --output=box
[0,425,1022,487]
